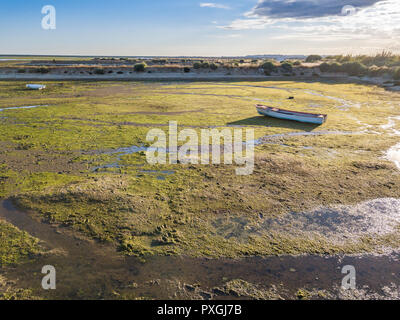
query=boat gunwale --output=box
[256,104,327,119]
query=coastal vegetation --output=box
[0,73,400,299]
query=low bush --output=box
[305,55,322,62]
[319,62,330,73]
[261,61,277,74]
[319,62,343,73]
[330,62,342,73]
[134,63,146,72]
[280,62,293,73]
[94,69,105,75]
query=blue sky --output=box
[0,0,399,56]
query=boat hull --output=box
[256,106,327,125]
[26,84,46,90]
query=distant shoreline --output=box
[0,73,269,81]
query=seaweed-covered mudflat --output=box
[1,79,400,299]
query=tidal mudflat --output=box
[1,80,400,299]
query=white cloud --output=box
[220,0,400,49]
[200,3,230,9]
[249,0,382,19]
[209,0,400,54]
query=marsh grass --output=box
[1,80,400,258]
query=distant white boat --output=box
[26,84,46,90]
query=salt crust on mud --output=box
[264,198,400,241]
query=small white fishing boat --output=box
[26,84,46,90]
[256,104,327,125]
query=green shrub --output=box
[394,67,400,80]
[34,67,50,74]
[261,61,277,73]
[94,69,105,75]
[341,61,368,76]
[193,62,201,69]
[319,62,330,73]
[183,67,190,73]
[293,61,301,66]
[330,62,342,73]
[281,62,293,73]
[17,69,26,73]
[319,62,343,73]
[210,63,218,70]
[305,55,322,63]
[201,62,210,68]
[134,63,146,72]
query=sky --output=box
[0,0,399,56]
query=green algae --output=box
[1,80,400,259]
[0,220,41,266]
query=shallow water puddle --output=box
[0,59,28,61]
[381,116,400,135]
[92,145,148,171]
[262,198,400,242]
[0,105,49,112]
[93,131,356,171]
[2,199,400,299]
